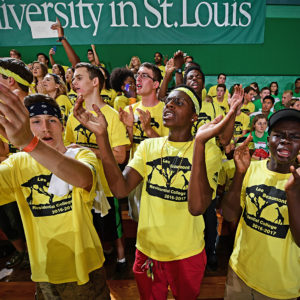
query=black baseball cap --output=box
[268,108,300,134]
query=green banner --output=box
[0,0,266,46]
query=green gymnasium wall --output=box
[0,5,299,92]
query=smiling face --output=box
[185,70,204,96]
[163,90,197,129]
[30,115,65,152]
[268,119,300,172]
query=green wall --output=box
[0,7,299,79]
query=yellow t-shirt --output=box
[212,96,229,114]
[241,102,255,115]
[158,65,166,79]
[191,101,225,142]
[125,101,169,155]
[64,104,130,197]
[229,160,300,299]
[56,94,73,127]
[67,89,77,106]
[128,137,222,261]
[233,112,250,139]
[0,149,104,285]
[218,159,235,192]
[208,85,229,102]
[101,88,117,108]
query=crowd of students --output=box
[0,19,299,300]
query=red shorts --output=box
[133,248,207,300]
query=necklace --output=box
[160,137,193,186]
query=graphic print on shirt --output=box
[192,112,212,136]
[21,174,72,217]
[133,117,159,144]
[243,184,289,238]
[74,124,97,148]
[234,121,243,136]
[145,156,192,202]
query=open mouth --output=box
[277,148,291,158]
[42,137,53,142]
[163,111,175,120]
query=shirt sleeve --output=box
[64,114,76,146]
[127,140,146,178]
[0,156,18,205]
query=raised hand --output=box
[229,84,244,114]
[233,134,252,174]
[73,95,108,136]
[173,50,184,69]
[165,58,175,75]
[0,83,33,149]
[195,115,224,143]
[119,106,134,128]
[285,154,300,193]
[51,18,64,39]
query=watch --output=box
[175,68,182,74]
[58,36,66,42]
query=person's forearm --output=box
[218,112,236,146]
[221,171,244,222]
[61,39,80,67]
[95,132,130,198]
[30,140,93,191]
[286,190,300,247]
[188,141,213,216]
[158,72,172,100]
[175,72,183,86]
[49,54,55,66]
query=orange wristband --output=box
[22,136,39,153]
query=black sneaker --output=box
[116,261,127,273]
[206,253,218,271]
[5,250,25,269]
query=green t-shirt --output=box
[253,99,262,112]
[245,131,269,152]
[274,101,286,112]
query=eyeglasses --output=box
[135,73,155,81]
[165,97,186,106]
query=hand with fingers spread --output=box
[233,134,252,174]
[229,84,244,113]
[136,108,151,132]
[0,83,33,149]
[73,95,108,137]
[119,106,134,128]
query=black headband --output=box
[27,102,62,122]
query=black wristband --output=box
[175,68,182,74]
[58,36,66,42]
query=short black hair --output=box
[36,53,49,66]
[183,66,205,85]
[218,73,226,79]
[217,83,226,91]
[110,67,134,92]
[154,52,163,59]
[263,95,275,104]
